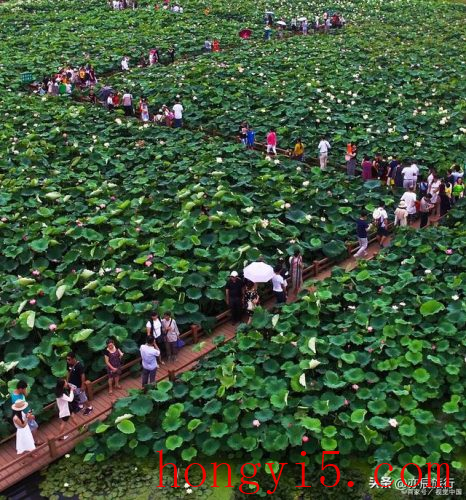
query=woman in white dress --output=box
[12,400,36,454]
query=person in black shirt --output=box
[225,271,244,324]
[66,352,93,416]
[354,210,371,258]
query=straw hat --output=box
[398,201,407,209]
[11,400,28,412]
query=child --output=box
[293,138,305,161]
[55,379,75,440]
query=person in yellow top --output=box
[292,138,305,161]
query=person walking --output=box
[121,56,130,71]
[266,128,277,155]
[271,266,287,304]
[140,336,160,387]
[345,143,357,177]
[161,311,180,362]
[168,47,175,63]
[452,177,464,203]
[122,91,133,116]
[225,271,244,324]
[66,352,93,416]
[402,161,419,189]
[246,126,256,149]
[244,281,259,324]
[361,155,372,181]
[146,311,166,363]
[354,210,371,258]
[107,93,115,111]
[292,138,305,161]
[104,339,123,394]
[419,193,434,228]
[140,97,150,122]
[372,201,389,248]
[173,98,183,127]
[439,183,451,217]
[12,401,36,455]
[318,136,331,169]
[264,24,272,40]
[55,379,75,440]
[428,174,441,216]
[400,186,417,224]
[10,381,42,445]
[289,249,303,294]
[394,200,408,227]
[386,156,399,187]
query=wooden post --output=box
[48,438,58,459]
[168,370,176,382]
[85,380,94,401]
[190,324,200,343]
[313,261,319,276]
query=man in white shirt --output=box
[140,337,160,387]
[372,201,389,248]
[106,93,114,111]
[401,161,419,189]
[173,98,183,128]
[400,187,417,223]
[121,56,129,71]
[318,136,331,170]
[271,267,287,304]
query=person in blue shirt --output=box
[354,211,371,258]
[246,127,256,149]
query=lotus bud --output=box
[344,399,350,405]
[32,270,40,276]
[135,227,141,232]
[252,419,261,428]
[446,249,453,255]
[302,436,309,443]
[145,261,152,267]
[29,299,36,305]
[367,326,373,332]
[352,384,359,390]
[389,418,398,428]
[49,324,57,331]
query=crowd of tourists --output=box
[35,65,97,95]
[264,11,345,39]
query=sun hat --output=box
[230,271,239,277]
[11,400,28,412]
[398,201,407,208]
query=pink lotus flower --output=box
[144,261,152,267]
[76,220,83,227]
[147,254,153,260]
[344,399,350,406]
[1,217,7,222]
[115,268,122,273]
[368,348,374,353]
[29,299,36,305]
[99,204,106,209]
[352,384,359,390]
[32,270,40,276]
[446,249,453,255]
[378,287,384,293]
[302,436,309,443]
[252,420,260,428]
[22,235,28,241]
[111,196,116,201]
[431,344,437,350]
[49,324,57,331]
[367,326,373,332]
[135,227,141,232]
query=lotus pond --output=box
[0,0,465,495]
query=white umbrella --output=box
[297,16,307,21]
[277,20,287,26]
[243,262,275,283]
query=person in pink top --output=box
[266,128,277,155]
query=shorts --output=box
[61,415,71,422]
[377,227,389,237]
[69,384,88,404]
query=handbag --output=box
[176,337,185,348]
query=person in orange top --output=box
[212,40,220,52]
[112,92,120,107]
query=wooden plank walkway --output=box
[0,219,427,493]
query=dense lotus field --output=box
[0,0,465,490]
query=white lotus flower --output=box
[296,166,302,172]
[284,203,291,209]
[389,418,398,428]
[452,295,459,301]
[302,181,309,187]
[115,118,122,125]
[187,489,193,494]
[425,269,432,274]
[115,413,134,424]
[216,157,223,163]
[244,206,253,213]
[399,302,406,306]
[403,135,409,140]
[415,141,421,147]
[104,142,110,148]
[274,159,280,165]
[64,483,69,488]
[320,217,326,222]
[392,305,399,311]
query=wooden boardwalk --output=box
[0,220,426,493]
